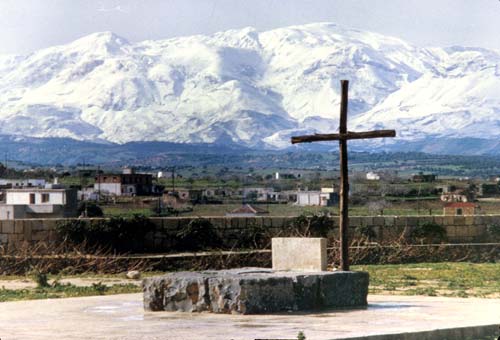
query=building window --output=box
[29,193,35,204]
[41,193,50,203]
[456,208,463,215]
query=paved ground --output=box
[0,293,498,340]
[0,277,141,289]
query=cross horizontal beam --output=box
[291,130,396,144]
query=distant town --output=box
[2,160,500,220]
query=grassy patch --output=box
[0,282,140,302]
[353,262,500,298]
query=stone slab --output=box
[0,294,499,340]
[272,237,327,271]
[143,268,368,314]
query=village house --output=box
[366,172,380,181]
[243,187,275,202]
[0,178,46,188]
[443,202,478,216]
[94,168,160,196]
[0,187,78,219]
[440,190,470,203]
[162,189,204,208]
[296,188,339,207]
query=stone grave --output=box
[142,237,369,314]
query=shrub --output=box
[56,214,155,252]
[409,222,447,243]
[289,213,331,237]
[355,225,377,241]
[486,224,500,241]
[77,202,104,217]
[175,218,222,251]
[30,268,50,288]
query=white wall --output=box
[296,192,321,206]
[6,191,65,205]
[94,183,121,195]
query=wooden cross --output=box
[291,80,396,271]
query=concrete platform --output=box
[0,293,498,339]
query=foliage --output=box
[30,268,50,288]
[486,224,500,240]
[297,331,306,340]
[289,213,331,237]
[355,225,376,241]
[409,222,447,243]
[235,220,268,249]
[56,215,155,252]
[77,201,104,217]
[175,218,222,251]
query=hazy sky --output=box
[1,0,500,54]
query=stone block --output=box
[445,226,457,238]
[433,216,444,225]
[262,217,274,228]
[383,216,395,227]
[31,219,46,231]
[1,221,14,234]
[372,217,385,226]
[208,275,296,314]
[454,216,466,226]
[32,230,49,241]
[395,217,407,227]
[272,238,327,271]
[319,271,369,307]
[455,226,469,238]
[143,272,209,312]
[443,216,455,226]
[349,217,362,227]
[23,223,32,241]
[473,215,485,225]
[0,234,8,244]
[464,216,474,226]
[143,268,369,314]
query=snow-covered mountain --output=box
[1,23,499,152]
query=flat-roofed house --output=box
[0,188,78,219]
[94,169,154,196]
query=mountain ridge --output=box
[0,22,499,152]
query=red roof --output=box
[444,202,476,208]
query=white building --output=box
[296,188,339,207]
[366,172,380,181]
[0,179,46,188]
[0,188,78,219]
[296,191,322,206]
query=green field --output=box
[354,262,500,298]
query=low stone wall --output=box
[0,214,497,248]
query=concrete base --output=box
[143,268,369,314]
[1,294,499,339]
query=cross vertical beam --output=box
[339,80,349,271]
[290,79,396,272]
